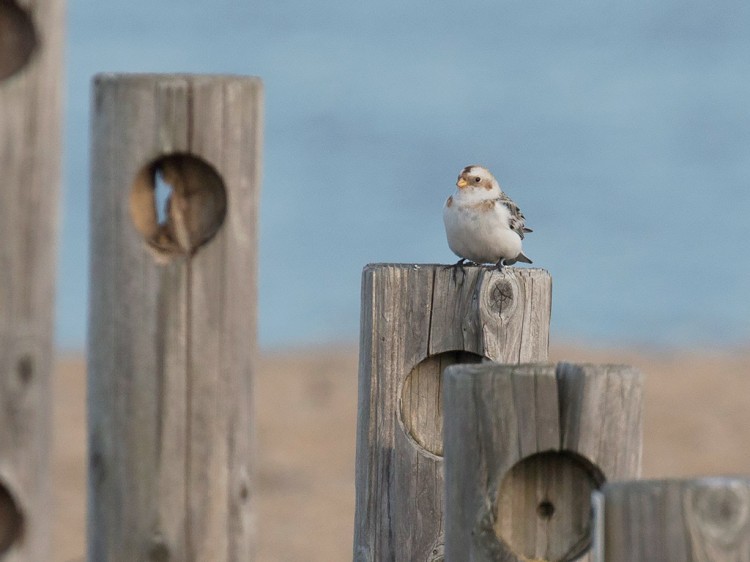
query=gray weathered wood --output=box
[443,362,643,562]
[353,264,552,562]
[593,477,750,561]
[0,0,64,559]
[88,74,262,561]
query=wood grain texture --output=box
[0,0,64,559]
[88,74,262,561]
[353,264,552,562]
[443,363,643,562]
[594,477,750,562]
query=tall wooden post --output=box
[593,477,750,561]
[443,363,644,562]
[353,264,552,561]
[0,0,64,559]
[88,74,262,561]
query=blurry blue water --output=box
[57,0,750,350]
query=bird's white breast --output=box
[443,194,522,264]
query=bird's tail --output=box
[515,252,532,264]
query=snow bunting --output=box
[443,165,532,270]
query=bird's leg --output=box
[494,258,507,272]
[450,258,468,283]
[442,258,466,270]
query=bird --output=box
[443,165,532,271]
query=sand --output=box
[52,345,750,561]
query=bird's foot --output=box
[447,258,469,283]
[494,259,507,273]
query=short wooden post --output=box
[88,74,262,561]
[592,477,750,561]
[443,362,644,562]
[353,264,552,561]
[0,0,64,559]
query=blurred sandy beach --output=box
[53,345,749,561]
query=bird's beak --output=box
[456,177,467,188]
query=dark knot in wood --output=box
[688,479,750,537]
[537,500,555,519]
[488,279,514,317]
[16,354,33,385]
[89,447,106,488]
[428,543,444,562]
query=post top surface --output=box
[444,362,642,384]
[444,362,554,385]
[93,73,263,88]
[363,263,550,275]
[603,476,750,492]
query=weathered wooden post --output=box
[443,362,643,562]
[592,477,750,561]
[88,74,262,561]
[0,0,64,559]
[353,264,552,561]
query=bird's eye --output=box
[474,177,481,183]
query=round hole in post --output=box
[0,0,38,81]
[0,481,24,554]
[494,451,605,562]
[400,351,483,458]
[130,153,227,260]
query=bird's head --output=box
[456,165,499,191]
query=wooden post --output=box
[353,264,552,561]
[443,362,643,562]
[88,74,262,561]
[0,0,64,559]
[592,477,750,561]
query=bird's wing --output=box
[497,193,531,239]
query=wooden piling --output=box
[0,0,64,559]
[88,74,262,561]
[593,477,750,561]
[443,362,643,562]
[353,264,552,562]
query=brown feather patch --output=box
[468,199,495,212]
[446,196,453,207]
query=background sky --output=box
[57,0,750,351]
